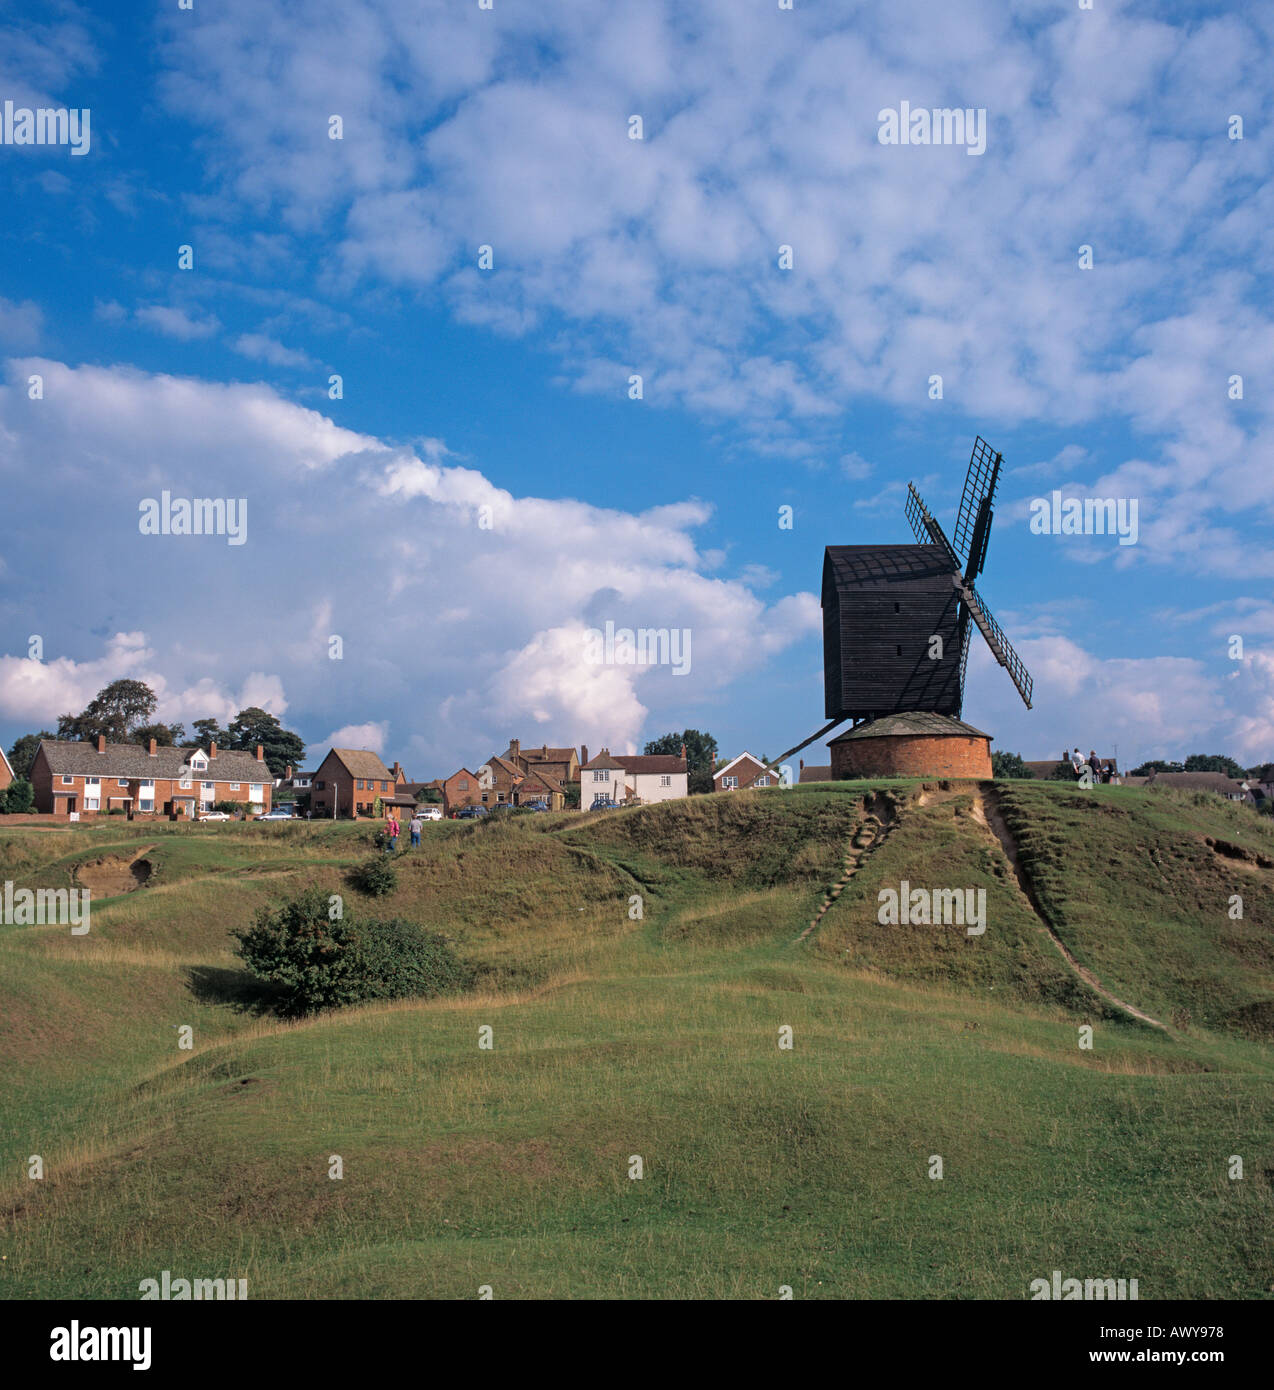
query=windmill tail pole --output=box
[763,717,851,779]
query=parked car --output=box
[416,805,442,821]
[455,805,489,819]
[589,796,619,811]
[521,800,549,812]
[256,807,295,821]
[198,810,231,821]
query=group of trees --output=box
[1127,754,1248,779]
[6,680,306,782]
[645,729,718,795]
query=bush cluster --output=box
[233,887,471,1016]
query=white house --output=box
[613,753,688,803]
[581,749,628,806]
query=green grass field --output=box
[2,780,1272,1299]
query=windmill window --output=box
[894,602,900,612]
[896,645,902,656]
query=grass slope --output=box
[1,782,1272,1299]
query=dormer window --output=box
[191,757,207,771]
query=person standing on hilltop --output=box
[386,812,400,854]
[409,810,422,849]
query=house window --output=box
[249,784,263,800]
[481,793,489,803]
[61,775,73,785]
[723,776,738,789]
[140,797,153,813]
[315,780,324,790]
[382,781,389,792]
[191,758,207,771]
[202,781,214,792]
[458,779,468,790]
[85,797,100,810]
[660,775,671,787]
[86,777,99,788]
[593,771,607,782]
[230,782,240,791]
[117,778,129,788]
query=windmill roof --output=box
[829,712,991,742]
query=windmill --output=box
[821,436,1033,727]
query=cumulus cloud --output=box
[0,359,819,769]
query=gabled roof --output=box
[829,712,990,742]
[322,748,394,781]
[484,754,524,781]
[614,754,686,775]
[508,743,578,764]
[581,749,626,770]
[0,745,13,780]
[521,767,566,794]
[714,751,769,781]
[799,765,832,783]
[35,738,266,780]
[446,767,480,782]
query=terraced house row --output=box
[28,736,273,818]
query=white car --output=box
[256,807,295,821]
[417,805,443,821]
[198,810,232,821]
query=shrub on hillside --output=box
[990,751,1032,779]
[233,888,365,1016]
[351,919,472,1002]
[233,889,471,1015]
[350,855,398,897]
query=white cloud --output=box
[135,305,221,341]
[232,334,317,370]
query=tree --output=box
[415,785,443,805]
[991,751,1032,779]
[3,778,34,814]
[645,729,718,795]
[132,722,186,748]
[1249,763,1274,783]
[225,707,305,779]
[57,679,158,743]
[191,718,226,748]
[1130,759,1184,776]
[233,889,365,1016]
[7,731,55,779]
[1184,753,1246,779]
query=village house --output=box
[440,768,481,815]
[713,752,777,791]
[274,765,314,800]
[613,751,687,803]
[28,736,271,818]
[798,761,831,783]
[309,748,397,819]
[477,753,526,807]
[517,766,567,810]
[580,748,629,805]
[0,745,12,793]
[503,739,580,786]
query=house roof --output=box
[1144,771,1252,796]
[613,754,686,775]
[828,712,991,742]
[508,743,578,764]
[0,745,13,780]
[446,767,480,783]
[521,767,566,794]
[714,751,770,781]
[484,754,525,781]
[323,748,394,782]
[799,765,832,783]
[36,739,266,780]
[581,749,626,770]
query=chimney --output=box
[680,743,687,762]
[581,744,589,767]
[799,759,804,771]
[510,739,520,757]
[209,741,217,759]
[255,744,264,762]
[148,738,157,757]
[285,764,292,780]
[97,734,106,754]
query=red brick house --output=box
[310,748,397,819]
[440,768,481,815]
[713,752,776,791]
[477,753,525,806]
[28,736,272,818]
[503,739,580,785]
[0,745,12,793]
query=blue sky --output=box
[1,0,1272,778]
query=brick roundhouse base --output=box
[830,733,992,780]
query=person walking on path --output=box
[409,811,422,849]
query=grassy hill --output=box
[2,780,1273,1299]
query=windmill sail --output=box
[953,436,1002,580]
[957,578,1034,708]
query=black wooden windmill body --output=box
[821,437,1033,725]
